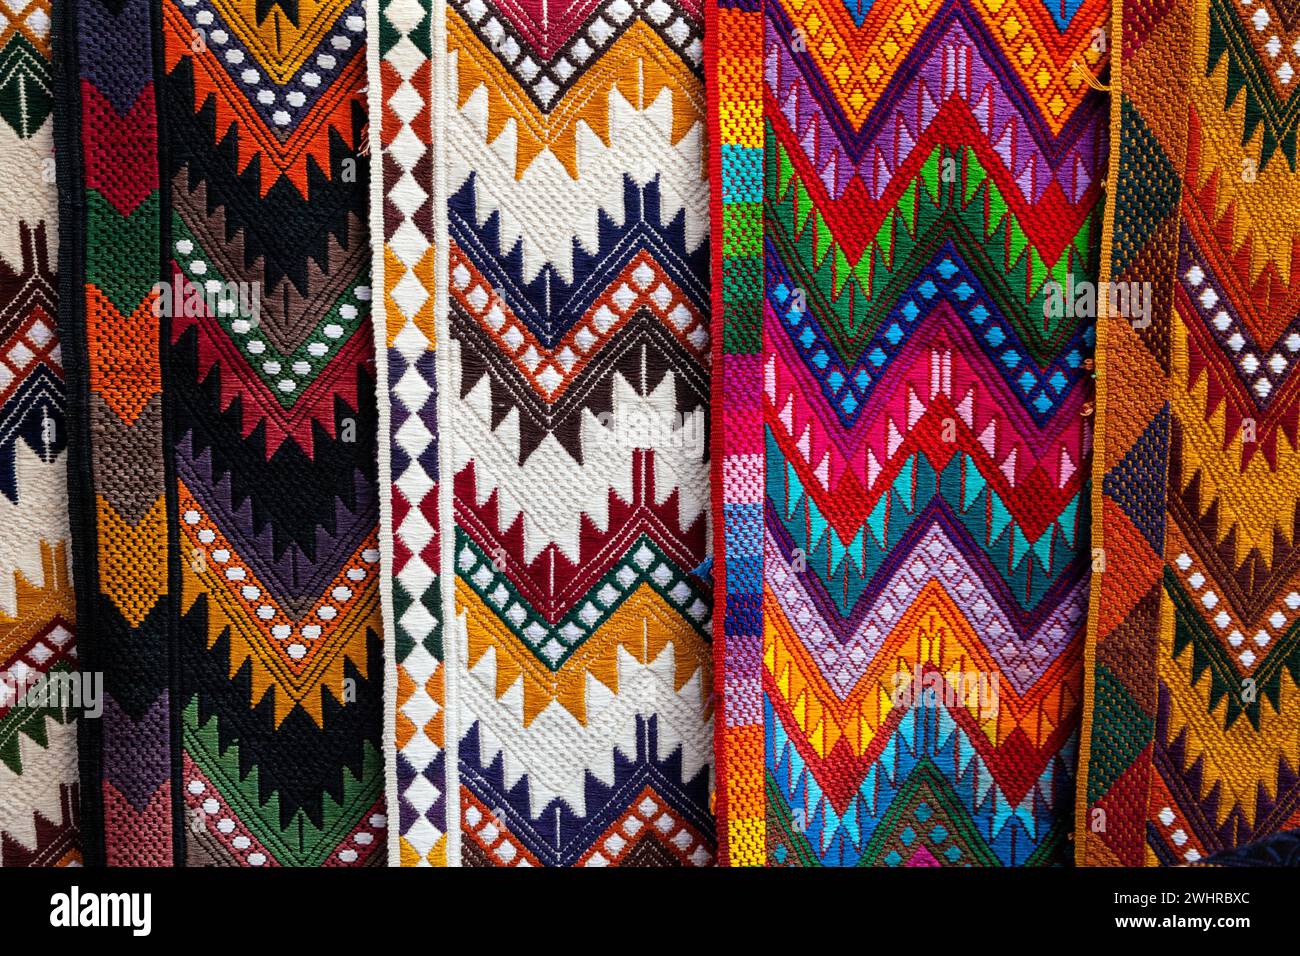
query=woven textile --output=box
[0,0,80,866]
[710,0,1109,865]
[369,0,442,864]
[57,0,385,866]
[1078,0,1300,865]
[375,0,717,866]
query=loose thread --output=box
[1071,59,1111,92]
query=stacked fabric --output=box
[0,0,1294,867]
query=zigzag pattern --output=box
[422,0,715,865]
[1081,0,1300,866]
[712,0,1107,865]
[59,0,384,865]
[0,0,79,867]
[1079,0,1300,866]
[167,0,384,867]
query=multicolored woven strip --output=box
[369,0,442,864]
[56,0,385,866]
[376,0,717,866]
[708,0,763,863]
[711,0,1109,865]
[0,0,80,866]
[1078,0,1300,865]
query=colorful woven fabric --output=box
[711,0,1109,865]
[376,0,717,866]
[708,0,763,862]
[57,0,385,866]
[0,0,80,867]
[1078,0,1300,865]
[369,0,443,864]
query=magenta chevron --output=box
[711,0,1109,866]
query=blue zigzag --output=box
[0,365,66,503]
[765,234,1091,431]
[457,715,713,865]
[450,174,709,349]
[766,693,1077,865]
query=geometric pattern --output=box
[709,0,764,866]
[1078,0,1300,865]
[369,0,443,864]
[432,0,717,865]
[0,0,80,866]
[56,0,385,865]
[712,0,1109,865]
[56,0,171,865]
[35,0,1300,871]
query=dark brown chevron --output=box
[453,300,709,464]
[172,173,369,355]
[1169,416,1300,624]
[89,392,166,521]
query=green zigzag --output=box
[765,772,822,866]
[764,760,1011,866]
[393,562,442,665]
[1208,0,1300,171]
[767,136,1097,368]
[0,662,77,776]
[771,439,1085,612]
[856,759,1002,866]
[182,695,383,866]
[455,532,711,673]
[1166,566,1300,731]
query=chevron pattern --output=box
[1079,0,1300,866]
[0,0,79,869]
[711,0,1108,865]
[406,0,717,865]
[59,0,384,865]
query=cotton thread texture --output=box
[711,0,1109,865]
[369,0,444,865]
[1078,0,1300,866]
[437,0,717,865]
[57,0,386,866]
[0,0,80,868]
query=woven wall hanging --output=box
[14,0,1300,870]
[708,0,1110,865]
[372,0,718,867]
[55,0,385,866]
[1078,0,1300,866]
[0,0,80,867]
